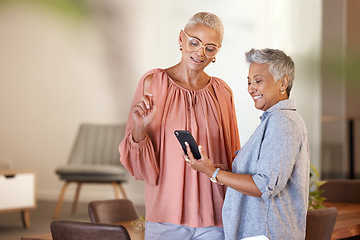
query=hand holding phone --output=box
[174,130,201,159]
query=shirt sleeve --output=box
[118,70,160,186]
[252,111,302,199]
[119,133,159,185]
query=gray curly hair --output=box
[184,12,224,44]
[245,48,295,96]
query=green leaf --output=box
[308,162,327,210]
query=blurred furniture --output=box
[50,220,131,240]
[0,169,36,228]
[53,123,128,219]
[0,158,14,169]
[89,199,138,223]
[324,202,360,239]
[320,179,360,203]
[22,220,145,240]
[305,207,337,240]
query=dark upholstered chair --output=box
[89,199,139,223]
[50,220,131,240]
[305,207,337,240]
[53,123,128,219]
[319,179,360,203]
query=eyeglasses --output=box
[183,30,220,58]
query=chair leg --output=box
[71,182,82,214]
[53,182,70,219]
[119,183,128,199]
[112,182,121,199]
[112,182,128,199]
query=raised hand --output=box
[131,92,157,128]
[131,92,157,142]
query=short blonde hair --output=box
[184,12,224,44]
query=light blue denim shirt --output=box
[222,99,310,240]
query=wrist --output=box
[207,167,217,178]
[210,168,221,183]
[132,126,147,142]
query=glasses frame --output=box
[182,30,220,58]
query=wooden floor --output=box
[0,200,145,240]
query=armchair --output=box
[53,123,128,219]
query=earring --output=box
[212,58,216,63]
[179,46,182,51]
[281,90,286,95]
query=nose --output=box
[248,82,256,94]
[195,45,206,56]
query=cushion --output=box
[55,164,128,182]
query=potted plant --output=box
[308,162,327,210]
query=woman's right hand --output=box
[131,92,157,142]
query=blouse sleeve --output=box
[228,87,241,159]
[213,77,241,167]
[118,70,160,186]
[252,112,302,199]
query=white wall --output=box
[0,0,322,205]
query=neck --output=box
[166,63,210,90]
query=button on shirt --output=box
[222,99,310,240]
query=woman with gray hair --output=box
[119,12,240,239]
[184,48,310,239]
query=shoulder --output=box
[267,110,296,126]
[211,76,234,97]
[141,68,167,93]
[267,110,307,136]
[141,68,165,81]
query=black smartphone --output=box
[174,130,201,159]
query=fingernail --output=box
[146,104,150,109]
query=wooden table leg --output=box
[21,210,30,229]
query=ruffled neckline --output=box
[161,69,213,93]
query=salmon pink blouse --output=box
[119,69,240,228]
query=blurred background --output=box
[0,0,359,206]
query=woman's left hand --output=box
[182,142,216,177]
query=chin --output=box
[254,103,264,111]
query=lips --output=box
[191,56,204,63]
[253,94,263,100]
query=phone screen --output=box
[174,130,201,159]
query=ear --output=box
[280,75,289,93]
[178,30,184,46]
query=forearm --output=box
[216,170,262,198]
[132,125,147,142]
[185,144,262,198]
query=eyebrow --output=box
[247,74,263,80]
[187,33,218,47]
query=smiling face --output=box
[179,23,221,71]
[247,63,289,111]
